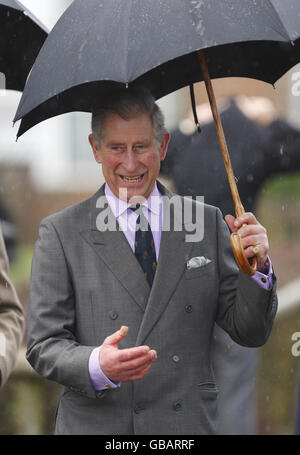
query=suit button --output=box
[173,401,182,411]
[172,355,181,363]
[185,305,193,313]
[109,311,118,320]
[134,404,145,414]
[96,391,105,399]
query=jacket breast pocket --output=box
[184,261,213,280]
[197,381,219,393]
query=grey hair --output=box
[91,86,167,146]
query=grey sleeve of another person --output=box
[0,228,24,388]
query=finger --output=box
[237,224,264,239]
[121,363,153,382]
[234,212,258,228]
[244,245,267,260]
[225,214,237,233]
[237,222,266,238]
[103,326,128,347]
[121,350,157,372]
[104,350,156,383]
[239,234,266,250]
[118,345,151,362]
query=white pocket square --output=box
[186,256,212,270]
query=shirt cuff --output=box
[88,346,121,391]
[251,256,274,290]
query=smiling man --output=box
[26,87,277,435]
[88,107,170,202]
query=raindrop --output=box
[190,0,206,36]
[126,83,129,89]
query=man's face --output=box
[89,112,170,201]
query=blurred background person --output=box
[0,226,24,388]
[0,194,18,264]
[160,96,300,434]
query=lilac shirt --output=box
[88,183,273,391]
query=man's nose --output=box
[123,149,138,171]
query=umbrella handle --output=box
[197,49,257,276]
[230,231,257,276]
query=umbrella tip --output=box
[12,123,19,142]
[189,84,202,134]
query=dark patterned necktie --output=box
[130,205,157,287]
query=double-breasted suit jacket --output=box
[26,182,277,435]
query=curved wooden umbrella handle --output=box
[230,231,257,276]
[197,50,257,276]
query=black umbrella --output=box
[13,0,300,273]
[13,0,300,134]
[0,0,48,91]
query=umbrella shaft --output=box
[197,50,244,218]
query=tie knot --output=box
[129,204,141,213]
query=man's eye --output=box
[135,145,146,152]
[111,146,124,152]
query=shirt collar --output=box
[104,182,162,219]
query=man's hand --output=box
[225,212,269,272]
[99,326,157,383]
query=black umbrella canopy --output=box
[0,0,48,92]
[0,0,21,9]
[14,0,300,137]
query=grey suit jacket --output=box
[0,228,24,388]
[26,182,277,435]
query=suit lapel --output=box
[80,186,150,312]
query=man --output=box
[0,228,24,388]
[26,87,277,435]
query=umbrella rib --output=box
[123,0,133,84]
[14,0,25,9]
[13,0,49,33]
[267,0,294,42]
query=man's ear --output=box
[89,134,102,164]
[160,132,171,161]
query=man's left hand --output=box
[225,212,269,272]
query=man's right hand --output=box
[99,326,157,383]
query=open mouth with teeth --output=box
[120,174,145,183]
